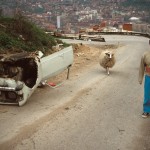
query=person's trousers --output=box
[143,75,150,112]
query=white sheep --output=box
[99,50,116,75]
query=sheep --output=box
[99,50,116,75]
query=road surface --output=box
[0,35,150,150]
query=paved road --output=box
[0,35,150,150]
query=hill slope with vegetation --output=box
[0,15,66,55]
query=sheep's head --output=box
[105,51,114,60]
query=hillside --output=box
[0,15,66,55]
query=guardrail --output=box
[88,31,150,38]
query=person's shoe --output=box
[142,112,150,118]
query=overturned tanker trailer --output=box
[0,46,74,106]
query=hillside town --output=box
[0,0,150,33]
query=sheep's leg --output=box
[106,67,110,75]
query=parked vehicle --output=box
[79,34,105,42]
[0,46,74,106]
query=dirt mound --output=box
[72,43,90,53]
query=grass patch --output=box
[0,15,69,55]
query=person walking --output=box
[139,51,150,118]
